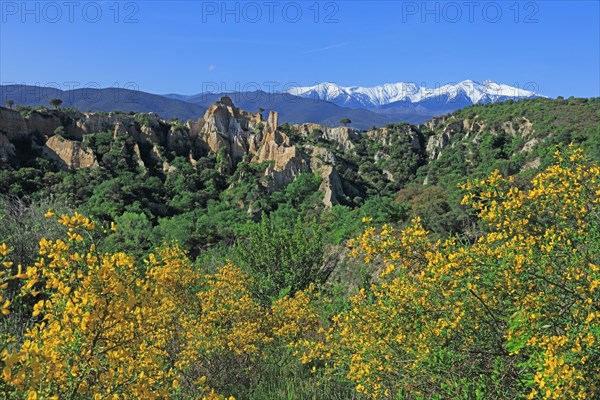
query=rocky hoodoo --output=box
[196,96,266,165]
[309,147,346,207]
[195,97,308,189]
[256,128,308,190]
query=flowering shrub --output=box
[299,146,600,399]
[0,212,326,399]
[0,213,236,399]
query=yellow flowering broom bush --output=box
[298,146,600,399]
[0,212,239,399]
[0,211,327,399]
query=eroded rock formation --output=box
[43,135,97,169]
[6,96,516,206]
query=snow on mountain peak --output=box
[285,80,543,109]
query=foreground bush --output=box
[299,146,600,399]
[0,213,327,399]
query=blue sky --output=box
[1,1,598,97]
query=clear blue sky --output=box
[1,1,598,98]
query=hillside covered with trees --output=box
[1,97,599,399]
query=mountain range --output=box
[1,80,544,130]
[286,80,542,109]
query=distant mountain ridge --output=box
[0,85,206,121]
[0,85,425,130]
[1,80,547,130]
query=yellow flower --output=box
[0,243,10,256]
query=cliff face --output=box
[0,98,315,201]
[295,124,358,151]
[421,114,536,161]
[0,98,429,207]
[42,136,97,169]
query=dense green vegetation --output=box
[420,97,600,188]
[1,97,599,399]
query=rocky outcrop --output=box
[318,165,344,207]
[0,108,126,140]
[66,112,122,139]
[23,111,63,137]
[43,135,97,169]
[0,108,28,140]
[132,144,145,167]
[310,147,345,207]
[422,114,537,161]
[0,133,15,159]
[195,99,359,196]
[426,131,452,160]
[422,116,471,159]
[195,97,309,191]
[294,123,358,151]
[197,96,263,166]
[521,137,539,153]
[167,128,194,157]
[256,129,308,189]
[366,125,423,152]
[500,118,534,138]
[266,110,279,134]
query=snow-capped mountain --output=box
[285,80,543,110]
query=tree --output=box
[49,98,62,109]
[53,126,65,138]
[311,128,323,142]
[396,185,466,237]
[340,118,351,127]
[5,99,14,109]
[103,211,153,259]
[233,214,324,306]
